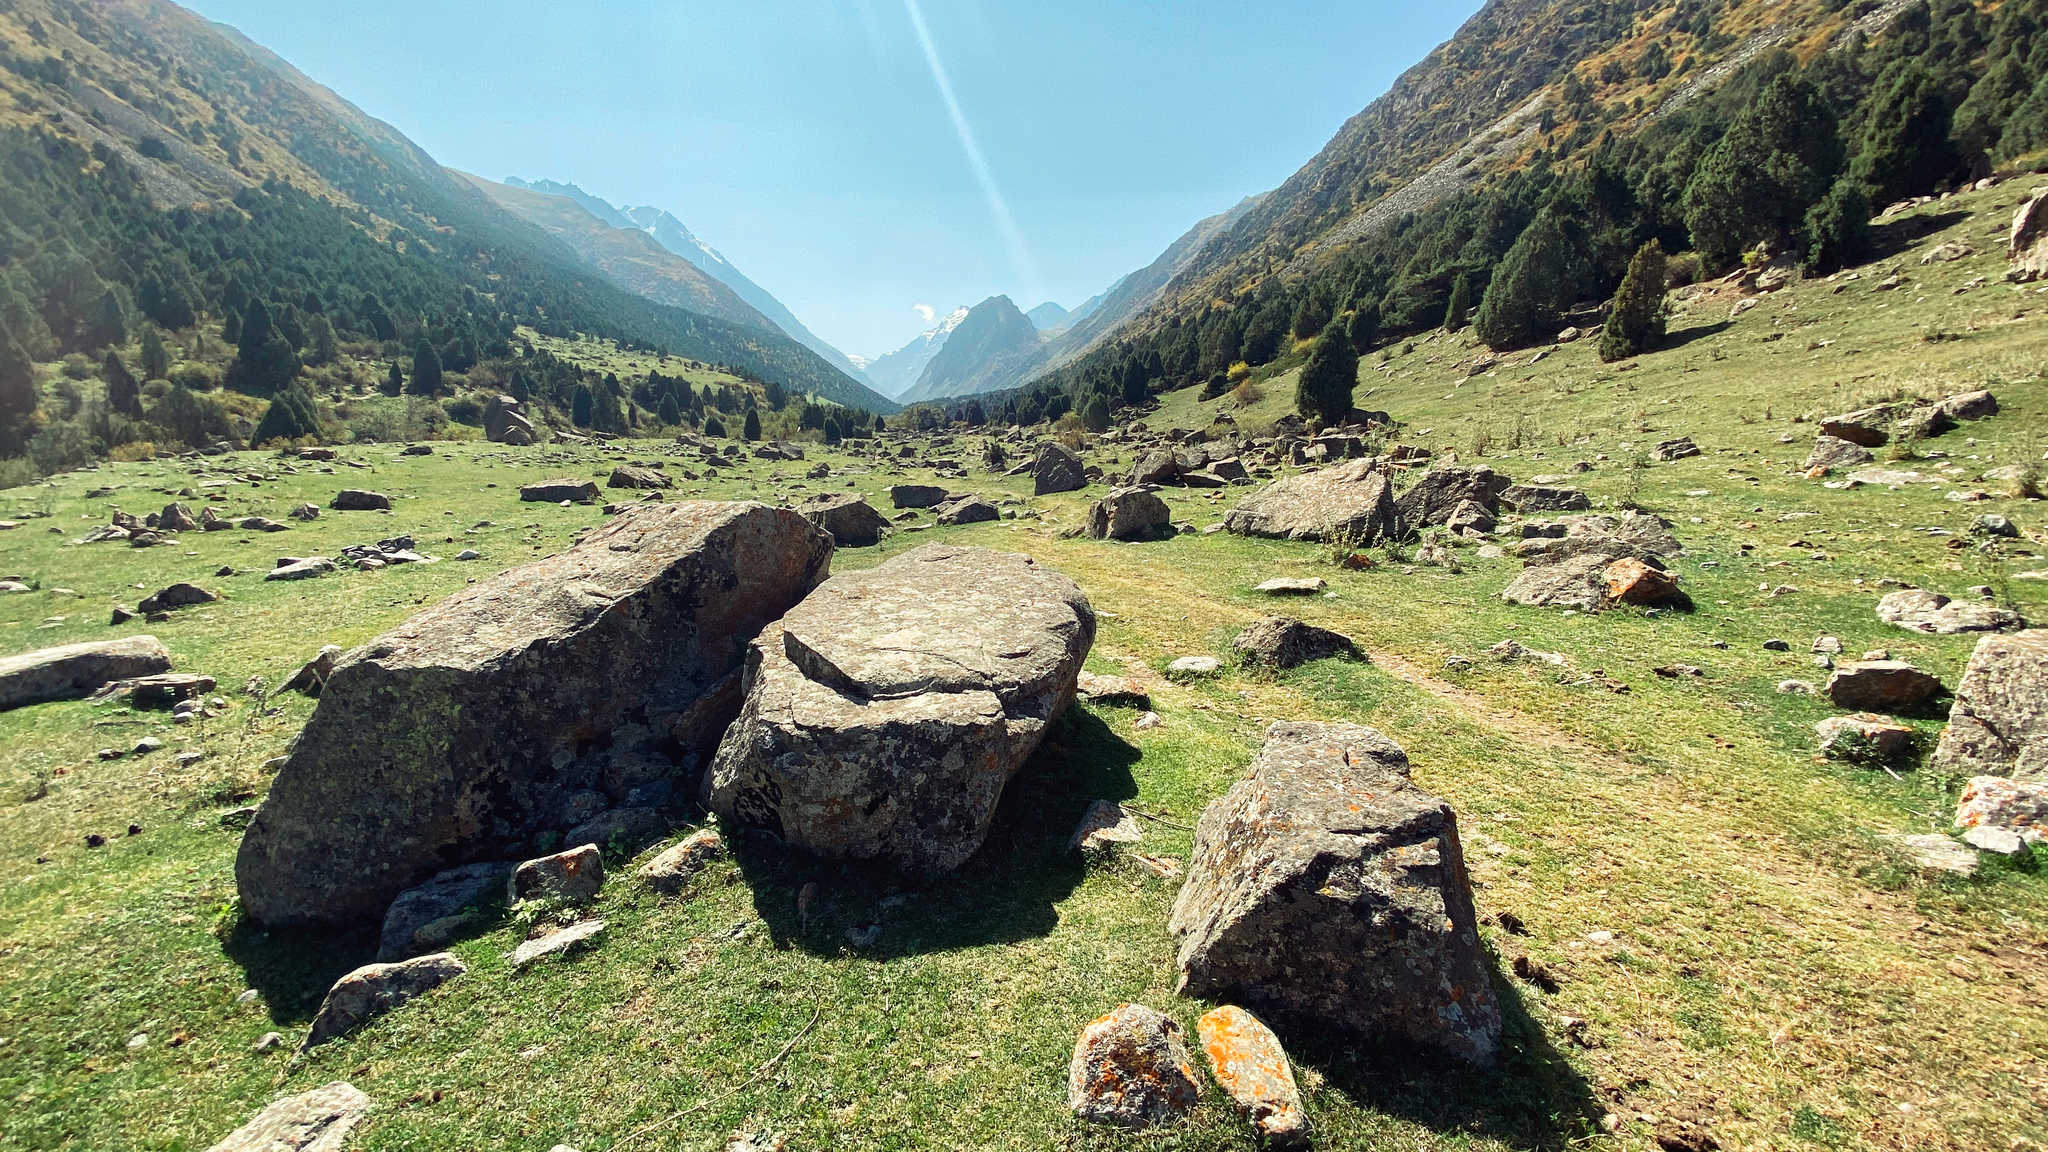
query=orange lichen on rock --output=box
[1197,1005,1309,1146]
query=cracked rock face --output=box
[1932,630,2048,781]
[1224,459,1397,543]
[1169,721,1500,1064]
[1067,1003,1201,1130]
[707,543,1095,874]
[236,502,832,927]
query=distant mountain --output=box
[505,178,876,387]
[860,307,969,400]
[898,296,1043,404]
[1025,302,1070,330]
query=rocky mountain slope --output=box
[897,295,1043,404]
[859,305,970,399]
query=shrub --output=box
[1599,241,1668,363]
[443,394,485,426]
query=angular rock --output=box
[1502,551,1621,612]
[1955,775,2048,842]
[1198,1005,1309,1147]
[1899,833,1976,875]
[1170,721,1500,1063]
[202,1082,370,1152]
[1130,449,1184,487]
[1168,656,1221,676]
[1067,1004,1201,1130]
[1940,389,1998,423]
[638,828,726,893]
[0,636,172,711]
[160,502,199,532]
[1444,499,1497,536]
[1805,435,1874,471]
[1232,616,1356,669]
[797,493,890,546]
[288,503,321,522]
[1225,459,1397,544]
[236,502,832,927]
[608,466,673,490]
[888,484,948,510]
[1819,407,1896,447]
[304,953,466,1048]
[200,506,230,531]
[1500,484,1592,514]
[1033,442,1088,496]
[1964,824,2029,855]
[510,919,604,968]
[137,582,219,615]
[1878,588,2025,635]
[1085,486,1171,541]
[520,478,601,504]
[1931,630,2048,781]
[1650,437,1701,462]
[1392,466,1511,534]
[265,558,335,581]
[1815,714,1915,762]
[1602,558,1682,606]
[88,672,216,708]
[331,490,393,512]
[376,861,516,962]
[935,495,1000,526]
[484,395,535,445]
[1826,661,1942,712]
[1071,799,1144,852]
[708,544,1094,874]
[510,845,605,905]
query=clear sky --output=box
[182,1,1483,360]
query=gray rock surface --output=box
[265,558,335,581]
[562,808,669,854]
[510,845,605,905]
[708,544,1094,874]
[304,954,466,1048]
[1085,487,1171,541]
[376,862,514,962]
[888,484,949,509]
[236,502,831,927]
[1170,721,1500,1064]
[1231,616,1356,669]
[638,828,726,893]
[520,478,601,504]
[1224,459,1397,543]
[1932,630,2048,781]
[510,919,605,968]
[0,636,172,711]
[608,466,673,490]
[1393,466,1511,533]
[1877,588,2025,635]
[202,1081,370,1152]
[1500,484,1593,513]
[1826,661,1943,712]
[1955,774,2048,842]
[1198,1005,1309,1147]
[1067,1003,1201,1130]
[1033,442,1087,495]
[1804,435,1874,471]
[797,493,890,546]
[330,490,392,512]
[935,496,1000,526]
[1070,800,1144,852]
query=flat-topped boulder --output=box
[708,544,1094,874]
[1170,721,1500,1064]
[203,1082,370,1152]
[0,636,171,711]
[608,466,673,490]
[797,493,890,546]
[1877,588,2025,635]
[1827,660,1942,712]
[888,484,949,509]
[520,478,602,504]
[236,502,832,927]
[1224,458,1396,543]
[1500,484,1592,513]
[1085,487,1170,541]
[330,489,392,512]
[1932,630,2048,781]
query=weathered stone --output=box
[265,558,335,581]
[510,919,605,968]
[797,493,890,546]
[236,502,832,927]
[200,506,230,531]
[1502,552,1619,612]
[1198,1005,1309,1147]
[1066,1004,1201,1130]
[1392,466,1511,533]
[1602,558,1682,606]
[1931,631,2048,781]
[160,502,199,532]
[1167,656,1221,676]
[708,544,1093,874]
[1254,577,1326,595]
[608,466,674,490]
[483,395,534,445]
[1225,459,1397,543]
[1085,486,1171,541]
[563,807,669,854]
[638,828,726,893]
[1076,671,1148,707]
[1941,389,1998,423]
[1815,714,1915,762]
[1500,484,1592,513]
[1805,435,1874,471]
[1826,661,1943,712]
[331,490,392,512]
[88,672,216,708]
[519,478,601,504]
[1877,589,2025,635]
[1819,407,1897,447]
[202,1082,370,1152]
[1130,449,1184,487]
[0,636,171,711]
[1955,775,2048,842]
[888,484,948,509]
[304,953,466,1048]
[1650,436,1701,462]
[935,496,1000,526]
[284,645,346,696]
[1033,442,1088,496]
[1232,616,1356,669]
[376,861,515,962]
[1899,833,1976,875]
[510,845,605,905]
[1444,499,1497,536]
[1071,799,1144,852]
[1170,721,1500,1063]
[137,582,219,615]
[2013,192,2048,282]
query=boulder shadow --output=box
[220,917,379,1025]
[728,705,1143,958]
[1656,320,1731,352]
[1869,210,1971,261]
[1286,963,1601,1149]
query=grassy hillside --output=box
[0,180,2044,1151]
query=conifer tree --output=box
[1598,241,1668,363]
[1851,61,1961,207]
[703,414,726,437]
[1291,292,1332,342]
[1803,177,1873,274]
[742,406,761,441]
[1346,300,1381,354]
[572,383,594,427]
[658,390,682,426]
[1082,394,1111,432]
[227,298,301,396]
[220,307,242,345]
[383,362,404,397]
[408,340,443,397]
[1294,317,1358,426]
[1473,210,1589,350]
[1681,74,1844,269]
[1443,274,1474,332]
[252,383,319,445]
[87,290,127,350]
[104,351,144,419]
[140,325,169,381]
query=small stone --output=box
[1067,1004,1201,1130]
[1070,800,1144,852]
[127,1032,147,1049]
[1197,1005,1309,1146]
[1254,577,1327,595]
[1763,639,1791,652]
[1827,661,1942,712]
[1899,833,1977,876]
[456,550,480,561]
[1133,711,1163,730]
[509,844,605,905]
[201,1081,370,1151]
[509,919,605,968]
[304,953,467,1048]
[252,1031,284,1052]
[1816,714,1915,762]
[134,736,163,754]
[637,829,726,894]
[1167,656,1221,677]
[1962,825,2029,856]
[236,989,262,1005]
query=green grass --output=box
[3,182,2048,1151]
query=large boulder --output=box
[1085,486,1171,541]
[1392,466,1511,534]
[608,466,674,490]
[1931,631,2048,781]
[1818,407,1896,447]
[1805,435,1875,471]
[2014,191,2048,282]
[203,1082,370,1152]
[1223,459,1397,543]
[137,582,219,615]
[1877,588,2025,635]
[520,478,601,504]
[1826,661,1943,712]
[935,496,999,526]
[889,484,949,510]
[1033,442,1088,496]
[1500,484,1592,514]
[1169,721,1500,1064]
[798,493,890,546]
[330,490,392,512]
[0,636,171,711]
[1955,775,2048,842]
[707,544,1094,874]
[483,395,535,445]
[303,953,466,1049]
[235,502,833,927]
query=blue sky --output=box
[184,1,1483,359]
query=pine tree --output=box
[306,314,338,366]
[1294,318,1359,426]
[408,340,443,397]
[383,362,404,397]
[86,290,126,350]
[1291,292,1332,342]
[703,414,726,437]
[1803,177,1873,274]
[742,406,762,441]
[1241,299,1289,366]
[658,390,682,426]
[1346,300,1381,355]
[764,381,788,411]
[220,307,242,345]
[1681,74,1845,269]
[252,383,320,446]
[1443,274,1475,332]
[1472,211,1590,350]
[227,298,301,396]
[0,322,37,453]
[572,383,594,427]
[1851,61,1962,208]
[1082,394,1111,432]
[1598,241,1668,363]
[104,351,144,419]
[140,325,170,381]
